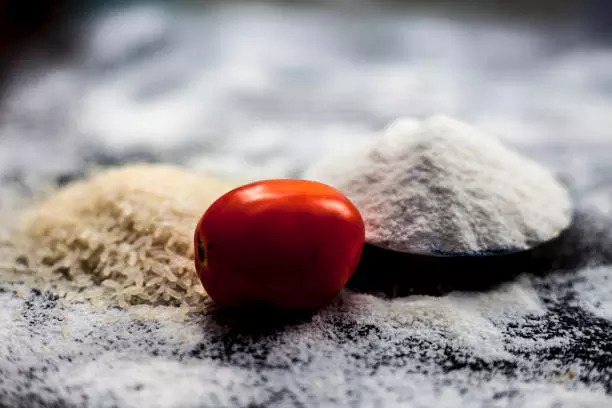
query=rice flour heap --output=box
[306,116,572,254]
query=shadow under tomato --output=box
[347,210,612,297]
[206,303,317,334]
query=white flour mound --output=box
[306,116,572,254]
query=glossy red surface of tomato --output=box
[194,179,365,310]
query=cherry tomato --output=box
[194,179,365,310]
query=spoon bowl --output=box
[347,216,573,297]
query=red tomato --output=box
[194,179,365,310]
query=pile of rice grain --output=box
[11,164,236,308]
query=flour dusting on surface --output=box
[0,276,610,407]
[569,266,612,320]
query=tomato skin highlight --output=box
[194,179,365,310]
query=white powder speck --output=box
[572,266,612,321]
[306,116,572,254]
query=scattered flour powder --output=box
[306,116,573,254]
[571,266,612,320]
[0,274,610,407]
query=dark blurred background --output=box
[2,0,611,53]
[0,0,611,192]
